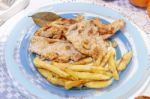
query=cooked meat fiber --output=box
[34,18,77,39]
[34,16,84,39]
[65,20,109,59]
[65,19,125,59]
[34,24,67,39]
[29,36,85,62]
[91,18,125,39]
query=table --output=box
[0,0,149,99]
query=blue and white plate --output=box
[4,3,149,99]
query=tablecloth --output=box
[0,0,150,99]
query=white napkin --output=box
[0,0,16,10]
[0,0,30,26]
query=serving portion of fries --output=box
[33,49,133,90]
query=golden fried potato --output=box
[73,57,93,65]
[72,72,111,80]
[51,62,95,71]
[100,49,113,67]
[37,68,66,87]
[108,50,119,80]
[94,70,112,77]
[51,62,73,68]
[34,58,70,78]
[47,76,65,86]
[64,80,83,90]
[64,69,79,80]
[117,51,133,71]
[66,65,112,78]
[84,80,112,88]
[86,63,94,65]
[116,59,120,66]
[67,65,108,72]
[38,68,52,78]
[94,54,103,66]
[38,68,65,86]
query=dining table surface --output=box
[0,0,150,99]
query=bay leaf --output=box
[31,12,61,27]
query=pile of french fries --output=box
[33,49,133,90]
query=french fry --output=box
[94,70,112,77]
[73,72,111,80]
[51,62,108,73]
[86,63,93,65]
[67,65,108,72]
[94,54,103,66]
[92,66,109,71]
[52,62,94,70]
[84,80,112,88]
[117,51,133,71]
[66,65,112,77]
[33,58,70,78]
[47,76,65,86]
[51,62,73,68]
[52,61,108,71]
[38,68,65,86]
[116,59,120,66]
[100,49,113,67]
[38,68,53,78]
[64,80,83,90]
[73,57,93,65]
[108,50,119,80]
[64,69,79,80]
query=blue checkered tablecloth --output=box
[104,0,146,13]
[0,43,26,99]
[0,0,149,99]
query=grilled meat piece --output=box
[29,36,85,62]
